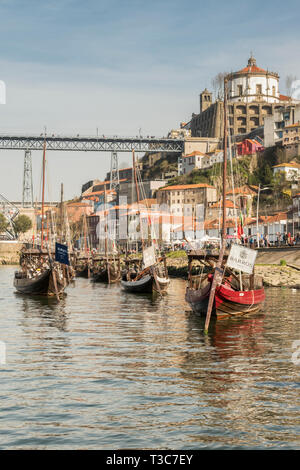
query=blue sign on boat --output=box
[55,242,70,265]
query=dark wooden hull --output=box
[121,273,169,294]
[75,265,90,278]
[92,267,120,284]
[185,283,211,315]
[14,269,65,297]
[214,284,265,319]
[185,282,265,319]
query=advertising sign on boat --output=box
[143,245,156,268]
[226,244,257,274]
[55,242,70,266]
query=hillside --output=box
[145,146,300,215]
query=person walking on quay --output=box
[277,232,282,246]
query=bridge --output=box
[0,134,184,153]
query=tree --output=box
[211,72,229,99]
[285,74,297,98]
[13,214,32,235]
[0,213,8,233]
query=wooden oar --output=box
[152,266,162,296]
[52,268,60,302]
[204,242,225,333]
[107,261,111,284]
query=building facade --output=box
[264,104,300,147]
[157,183,217,216]
[272,162,300,181]
[191,56,293,138]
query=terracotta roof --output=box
[238,64,267,74]
[284,121,300,129]
[226,185,257,195]
[210,200,236,209]
[83,189,117,198]
[182,151,206,158]
[273,162,300,169]
[159,183,214,191]
[279,94,290,101]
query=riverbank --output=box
[0,241,23,265]
[165,251,300,288]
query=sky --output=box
[0,0,300,201]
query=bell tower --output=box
[200,88,212,113]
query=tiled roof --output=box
[238,64,267,74]
[210,200,236,209]
[284,121,300,129]
[226,185,257,195]
[182,151,206,158]
[273,162,300,169]
[279,94,290,101]
[159,183,214,191]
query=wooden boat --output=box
[91,187,121,284]
[14,248,67,298]
[121,256,169,294]
[185,76,265,329]
[75,213,92,278]
[120,150,169,295]
[13,141,69,300]
[185,271,265,318]
[75,259,91,278]
[92,257,121,284]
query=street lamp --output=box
[256,183,270,248]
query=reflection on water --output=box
[0,266,299,449]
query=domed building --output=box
[227,55,280,104]
[190,56,291,138]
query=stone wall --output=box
[0,241,24,265]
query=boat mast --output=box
[204,76,228,333]
[132,150,144,250]
[60,182,64,243]
[222,76,228,242]
[104,184,108,258]
[41,139,46,250]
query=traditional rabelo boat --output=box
[185,77,265,328]
[92,255,121,283]
[14,141,70,300]
[75,256,91,278]
[185,250,265,319]
[121,255,169,294]
[14,247,67,298]
[74,214,92,278]
[120,150,169,295]
[91,186,121,284]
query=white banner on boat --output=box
[226,244,257,274]
[143,245,156,268]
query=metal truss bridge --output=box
[0,134,184,153]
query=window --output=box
[237,85,243,96]
[256,84,262,94]
[272,85,276,96]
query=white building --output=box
[228,55,280,104]
[272,162,300,181]
[179,150,224,176]
[264,104,300,148]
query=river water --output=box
[0,265,299,449]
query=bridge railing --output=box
[0,134,184,152]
